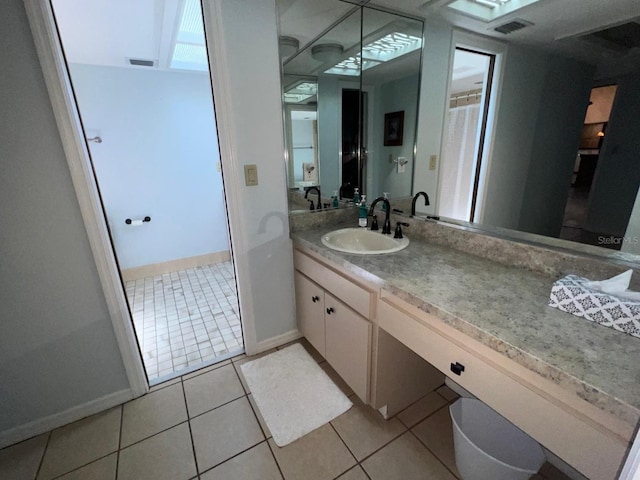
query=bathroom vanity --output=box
[290,212,640,480]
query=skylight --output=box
[447,0,540,22]
[324,32,422,76]
[171,0,208,71]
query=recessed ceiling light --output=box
[311,44,344,63]
[279,36,300,60]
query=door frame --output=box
[436,30,507,223]
[23,0,256,396]
[24,0,148,397]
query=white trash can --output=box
[449,398,545,480]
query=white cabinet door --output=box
[324,292,371,402]
[294,271,325,356]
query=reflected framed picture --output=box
[384,111,404,146]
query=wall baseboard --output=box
[253,329,302,354]
[121,251,231,282]
[0,388,133,450]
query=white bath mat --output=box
[241,343,352,447]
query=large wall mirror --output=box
[280,2,424,209]
[279,0,640,262]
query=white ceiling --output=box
[51,0,182,69]
[51,0,640,81]
[451,49,490,94]
[280,0,640,80]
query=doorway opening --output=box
[438,47,495,222]
[560,85,619,248]
[50,0,244,384]
[340,88,367,199]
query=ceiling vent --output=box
[494,19,533,34]
[128,58,155,67]
[579,21,640,53]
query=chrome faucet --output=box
[368,197,391,234]
[411,191,430,216]
[304,186,322,210]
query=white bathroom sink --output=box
[321,228,409,255]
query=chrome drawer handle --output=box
[311,296,320,303]
[326,307,334,315]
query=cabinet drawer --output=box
[377,297,628,480]
[294,250,371,318]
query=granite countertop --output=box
[292,225,640,428]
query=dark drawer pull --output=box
[311,296,320,303]
[326,307,334,315]
[450,362,465,376]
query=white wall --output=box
[317,75,342,196]
[516,54,594,237]
[0,0,129,435]
[478,45,593,235]
[413,21,453,215]
[291,118,315,182]
[480,45,548,230]
[585,70,640,236]
[623,191,640,255]
[204,0,296,347]
[371,74,419,199]
[69,64,228,269]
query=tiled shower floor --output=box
[125,262,243,382]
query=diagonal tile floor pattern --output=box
[0,340,573,480]
[124,262,243,382]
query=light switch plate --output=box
[244,164,258,186]
[429,155,437,170]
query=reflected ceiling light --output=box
[362,32,422,62]
[311,43,344,63]
[473,0,510,7]
[284,81,318,104]
[324,54,380,76]
[323,31,422,76]
[279,36,300,60]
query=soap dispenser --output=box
[353,187,360,205]
[358,195,368,227]
[332,190,339,208]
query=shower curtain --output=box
[438,103,481,222]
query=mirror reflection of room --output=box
[560,85,618,247]
[281,4,423,209]
[279,0,640,257]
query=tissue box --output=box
[549,274,640,339]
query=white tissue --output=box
[584,269,640,301]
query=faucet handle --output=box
[370,215,379,231]
[394,221,409,239]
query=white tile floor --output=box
[124,262,243,382]
[0,340,572,480]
